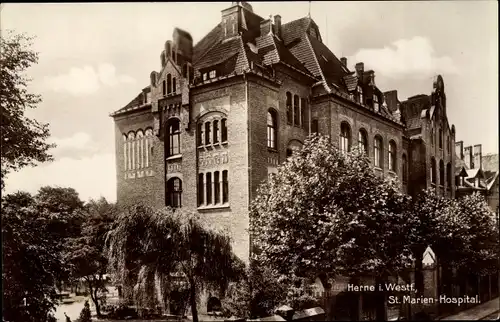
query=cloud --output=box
[4,153,117,203]
[48,132,100,159]
[349,36,459,79]
[44,63,136,95]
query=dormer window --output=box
[203,73,208,81]
[373,95,379,112]
[209,70,216,78]
[358,86,363,104]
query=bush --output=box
[77,300,91,322]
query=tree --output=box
[1,30,53,190]
[106,205,245,322]
[250,134,414,320]
[2,192,64,322]
[64,198,118,317]
[76,300,91,322]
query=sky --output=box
[1,1,498,203]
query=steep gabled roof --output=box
[193,23,223,64]
[281,17,311,45]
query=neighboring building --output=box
[110,1,457,291]
[454,142,499,211]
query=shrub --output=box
[77,300,91,322]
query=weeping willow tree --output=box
[105,204,245,322]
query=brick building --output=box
[110,1,456,270]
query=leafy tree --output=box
[250,134,414,320]
[106,205,245,322]
[64,198,117,317]
[1,30,53,190]
[2,192,64,322]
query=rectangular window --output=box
[222,170,228,203]
[206,172,212,205]
[213,120,219,144]
[205,122,211,145]
[293,95,300,126]
[300,98,306,129]
[209,70,216,78]
[221,119,227,142]
[198,173,204,206]
[203,73,208,81]
[214,171,220,204]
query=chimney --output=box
[273,15,282,38]
[260,19,272,36]
[473,144,482,169]
[355,62,364,77]
[340,57,347,67]
[464,146,473,169]
[455,141,463,160]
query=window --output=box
[388,141,396,172]
[167,74,172,94]
[213,120,219,144]
[167,120,181,156]
[162,80,166,96]
[221,118,228,142]
[137,131,144,168]
[214,171,220,204]
[267,110,277,149]
[167,178,182,208]
[439,160,444,186]
[358,86,363,104]
[222,170,228,203]
[128,132,135,170]
[123,134,128,170]
[301,98,306,128]
[205,122,211,145]
[172,77,176,94]
[286,92,292,124]
[431,158,436,185]
[439,128,443,149]
[209,70,216,78]
[198,123,204,146]
[358,129,368,153]
[374,95,379,111]
[293,95,300,126]
[374,136,383,168]
[206,172,212,205]
[311,119,318,134]
[145,128,153,167]
[203,73,208,81]
[402,154,408,184]
[447,163,452,188]
[339,122,351,153]
[198,174,204,206]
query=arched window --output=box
[145,128,153,167]
[358,129,368,153]
[213,120,219,144]
[172,77,176,94]
[339,122,351,153]
[374,136,383,168]
[388,140,397,172]
[267,109,277,149]
[123,134,128,170]
[439,160,444,186]
[167,119,181,156]
[286,92,292,124]
[431,157,436,185]
[198,123,204,146]
[167,74,172,94]
[205,122,211,145]
[128,132,135,170]
[221,118,228,142]
[162,80,166,96]
[293,95,300,126]
[137,130,144,168]
[447,162,452,188]
[167,178,182,208]
[402,154,408,184]
[439,128,443,149]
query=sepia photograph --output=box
[1,1,499,321]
